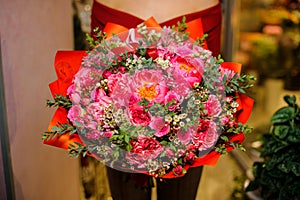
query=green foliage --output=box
[215,123,253,154]
[42,123,77,141]
[68,142,88,158]
[195,33,208,47]
[109,130,133,152]
[86,27,107,49]
[224,74,256,94]
[173,16,188,33]
[246,95,300,200]
[46,94,72,109]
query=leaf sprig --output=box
[42,123,77,141]
[46,94,72,109]
[224,74,256,94]
[109,130,133,152]
[195,33,208,46]
[68,142,88,158]
[86,27,107,49]
[173,16,188,33]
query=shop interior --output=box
[72,1,299,199]
[0,0,299,200]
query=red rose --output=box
[119,66,126,74]
[184,152,196,164]
[173,165,184,176]
[128,104,151,126]
[102,69,112,78]
[126,136,163,167]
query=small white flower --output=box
[165,115,172,122]
[194,99,201,105]
[179,121,185,127]
[179,113,187,119]
[173,115,180,122]
[231,101,239,108]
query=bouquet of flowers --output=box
[43,17,255,178]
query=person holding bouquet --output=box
[89,0,222,199]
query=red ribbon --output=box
[45,17,254,178]
[45,51,86,149]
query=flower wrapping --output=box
[44,17,254,178]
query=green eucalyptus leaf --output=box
[222,74,227,84]
[238,88,246,93]
[124,135,130,143]
[126,144,132,152]
[220,135,229,142]
[51,126,61,131]
[160,141,168,146]
[109,135,119,141]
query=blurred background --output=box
[0,0,299,199]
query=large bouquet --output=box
[43,17,255,178]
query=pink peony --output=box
[86,130,101,140]
[91,87,111,106]
[110,73,133,107]
[172,58,202,87]
[128,93,142,106]
[132,69,168,103]
[67,105,83,122]
[193,121,219,151]
[69,92,81,105]
[67,84,82,104]
[221,116,230,125]
[67,84,74,96]
[204,95,222,117]
[86,102,105,123]
[172,78,191,97]
[187,57,205,73]
[86,121,97,130]
[175,44,193,57]
[164,91,180,111]
[74,67,101,87]
[177,128,192,144]
[107,72,123,94]
[149,116,170,137]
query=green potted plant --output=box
[246,95,300,200]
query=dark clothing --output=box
[91,0,222,56]
[90,1,221,199]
